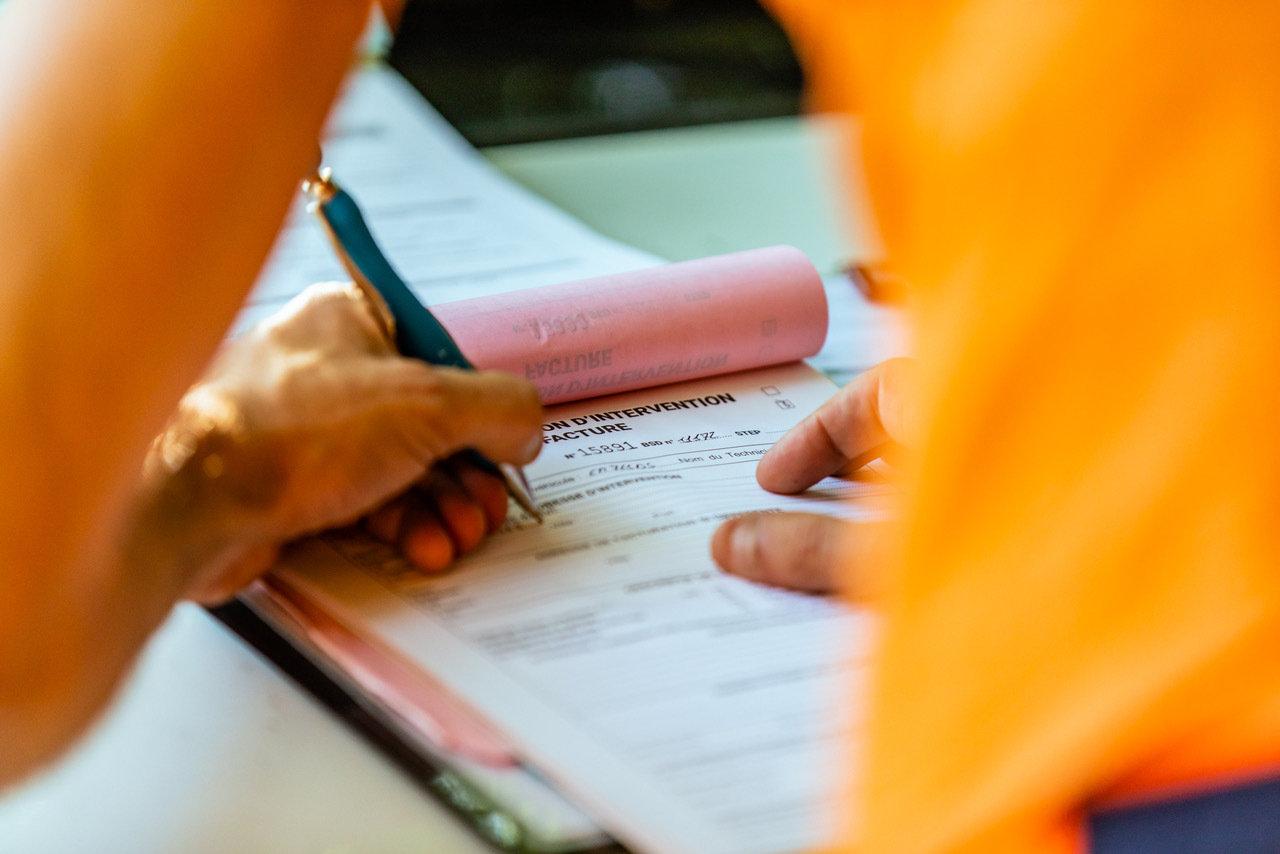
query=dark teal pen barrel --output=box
[321,188,473,370]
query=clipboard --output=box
[209,597,624,854]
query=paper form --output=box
[276,362,884,854]
[234,62,906,853]
[238,68,660,334]
[221,65,674,849]
[239,578,610,850]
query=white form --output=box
[242,67,908,392]
[241,61,906,854]
[277,362,885,854]
[236,63,665,848]
[238,66,659,333]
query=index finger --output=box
[756,358,914,494]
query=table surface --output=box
[484,114,879,273]
[0,114,874,854]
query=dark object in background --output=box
[1090,775,1280,854]
[845,264,910,305]
[388,0,804,147]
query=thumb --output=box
[710,512,885,598]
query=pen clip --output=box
[302,166,473,371]
[302,167,398,345]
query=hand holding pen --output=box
[136,162,544,601]
[301,162,544,523]
[143,279,544,601]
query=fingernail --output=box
[522,432,544,462]
[730,517,760,578]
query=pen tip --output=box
[499,463,543,525]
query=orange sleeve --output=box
[0,0,372,781]
[770,3,1280,852]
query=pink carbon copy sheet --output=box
[431,246,828,404]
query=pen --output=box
[301,165,543,523]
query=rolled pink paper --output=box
[431,246,828,404]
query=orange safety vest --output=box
[766,2,1280,852]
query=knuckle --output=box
[266,282,389,354]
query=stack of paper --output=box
[236,66,905,854]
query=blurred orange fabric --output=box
[767,2,1280,852]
